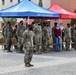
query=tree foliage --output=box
[38,0,43,7]
[34,0,43,25]
[70,9,76,26]
[38,0,46,28]
[2,18,17,26]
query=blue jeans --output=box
[55,37,60,51]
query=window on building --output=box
[2,0,5,5]
[18,0,20,3]
[10,0,13,2]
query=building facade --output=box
[51,0,76,12]
[0,0,51,10]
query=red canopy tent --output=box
[48,4,76,19]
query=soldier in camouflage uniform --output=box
[22,25,35,67]
[3,21,13,52]
[42,22,51,52]
[16,21,26,53]
[64,23,71,51]
[33,22,42,54]
[2,23,8,50]
[73,25,76,50]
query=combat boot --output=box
[7,50,12,52]
[44,50,49,53]
[36,51,39,54]
[28,63,34,66]
[25,64,30,67]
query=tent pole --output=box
[28,16,30,24]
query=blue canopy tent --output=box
[0,0,60,18]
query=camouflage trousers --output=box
[42,38,49,51]
[35,37,42,53]
[18,37,23,51]
[6,38,12,51]
[73,38,76,49]
[65,37,70,50]
[24,47,33,64]
[3,37,7,50]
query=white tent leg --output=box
[28,16,30,24]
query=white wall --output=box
[31,0,51,8]
[0,0,22,9]
[0,0,51,9]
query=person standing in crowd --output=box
[2,23,8,50]
[59,23,65,50]
[52,22,57,51]
[71,23,75,49]
[43,22,51,53]
[22,25,35,67]
[13,25,18,51]
[54,23,61,52]
[16,21,26,53]
[33,22,42,54]
[59,23,65,41]
[3,21,13,52]
[73,25,76,50]
[64,23,71,51]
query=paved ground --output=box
[0,46,76,75]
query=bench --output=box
[0,38,18,50]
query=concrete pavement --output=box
[0,46,76,75]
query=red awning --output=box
[48,4,76,19]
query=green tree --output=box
[38,0,43,7]
[70,9,76,26]
[34,0,43,24]
[38,0,46,28]
[2,18,9,24]
[34,0,46,28]
[2,18,17,26]
[9,18,17,26]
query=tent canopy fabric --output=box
[0,0,60,18]
[48,4,76,19]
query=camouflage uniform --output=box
[5,24,13,52]
[64,25,71,50]
[33,25,42,54]
[22,28,35,67]
[16,22,26,52]
[2,24,8,50]
[43,25,51,52]
[73,28,76,50]
[13,25,18,50]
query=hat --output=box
[27,24,32,28]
